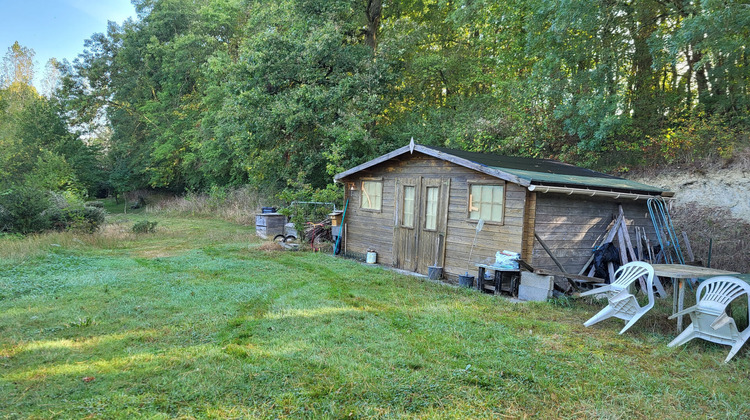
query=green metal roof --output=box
[491,167,664,193]
[423,146,665,194]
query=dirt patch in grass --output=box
[135,247,186,259]
[257,241,283,252]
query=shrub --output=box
[0,187,52,234]
[66,206,107,233]
[0,190,107,235]
[44,193,107,233]
[132,220,158,234]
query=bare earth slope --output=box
[627,163,750,273]
[640,167,750,221]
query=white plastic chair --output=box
[581,261,655,334]
[668,276,750,363]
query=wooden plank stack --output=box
[578,206,667,297]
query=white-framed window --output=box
[468,183,505,223]
[361,180,383,211]
[424,186,439,230]
[402,185,415,228]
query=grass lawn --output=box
[1,211,749,419]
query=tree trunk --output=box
[364,0,382,52]
[682,49,692,106]
[689,49,711,111]
[629,4,660,133]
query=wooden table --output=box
[652,264,740,331]
[476,264,519,296]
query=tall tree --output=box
[1,41,35,89]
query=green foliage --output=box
[602,114,748,171]
[55,0,750,199]
[278,179,343,236]
[23,150,81,193]
[0,187,51,234]
[69,205,107,233]
[651,117,744,165]
[0,188,106,235]
[1,45,107,197]
[132,220,158,234]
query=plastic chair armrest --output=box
[580,285,613,297]
[668,305,698,320]
[710,313,733,330]
[609,289,632,304]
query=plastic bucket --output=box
[458,275,474,288]
[366,251,377,264]
[427,266,443,280]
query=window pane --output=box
[469,186,478,219]
[374,188,382,209]
[480,200,491,220]
[492,203,503,220]
[425,187,438,230]
[403,186,415,227]
[361,181,382,210]
[481,185,492,204]
[469,184,504,222]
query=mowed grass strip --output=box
[1,214,749,418]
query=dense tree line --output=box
[0,42,105,197]
[4,0,750,202]
[0,42,108,233]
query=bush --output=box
[0,189,107,235]
[45,193,107,233]
[0,187,52,234]
[607,115,749,171]
[66,206,107,233]
[132,220,158,234]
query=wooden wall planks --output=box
[339,154,527,281]
[530,194,655,273]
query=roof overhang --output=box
[334,143,672,198]
[528,184,673,201]
[333,144,531,186]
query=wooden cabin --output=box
[333,143,672,282]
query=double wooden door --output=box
[393,177,450,273]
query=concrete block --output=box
[520,272,554,290]
[518,284,551,301]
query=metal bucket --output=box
[427,266,443,280]
[458,274,474,288]
[366,251,377,264]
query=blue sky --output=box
[1,0,136,87]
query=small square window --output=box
[469,184,504,223]
[361,180,382,210]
